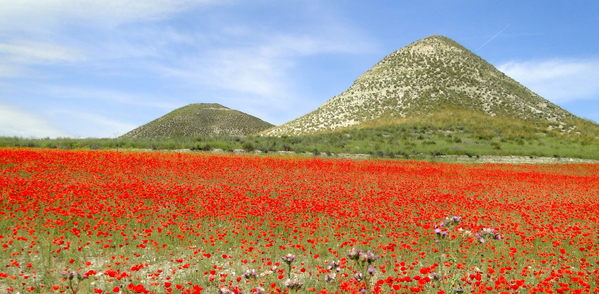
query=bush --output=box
[242,142,255,152]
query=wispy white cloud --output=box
[42,86,179,110]
[50,110,137,138]
[0,1,378,135]
[0,61,26,78]
[0,0,220,68]
[0,40,86,64]
[159,28,378,124]
[0,0,220,69]
[498,58,599,103]
[0,0,221,32]
[0,104,66,138]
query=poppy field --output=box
[1,148,598,294]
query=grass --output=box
[1,110,598,161]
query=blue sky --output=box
[1,1,598,138]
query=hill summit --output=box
[121,103,273,138]
[264,35,577,136]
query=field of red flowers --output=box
[1,148,598,294]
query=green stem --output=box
[68,278,77,294]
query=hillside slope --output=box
[121,103,273,138]
[264,35,579,136]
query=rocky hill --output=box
[121,103,273,138]
[263,35,579,136]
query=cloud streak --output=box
[477,24,511,52]
[0,40,86,64]
[0,104,66,138]
[41,86,180,110]
[0,0,220,32]
[159,27,378,124]
[49,110,138,138]
[0,1,378,136]
[498,58,599,103]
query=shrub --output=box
[243,142,255,152]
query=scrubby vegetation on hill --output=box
[265,35,579,136]
[121,103,273,138]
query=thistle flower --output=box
[357,250,379,264]
[285,278,303,291]
[282,254,295,278]
[441,215,462,229]
[434,227,448,238]
[367,266,375,275]
[481,228,494,234]
[449,216,462,223]
[242,269,258,279]
[348,247,361,260]
[358,252,368,263]
[327,260,341,271]
[458,228,472,237]
[325,273,336,282]
[476,233,485,244]
[281,253,295,264]
[354,273,364,281]
[477,228,502,242]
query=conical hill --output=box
[264,35,578,136]
[121,103,274,138]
